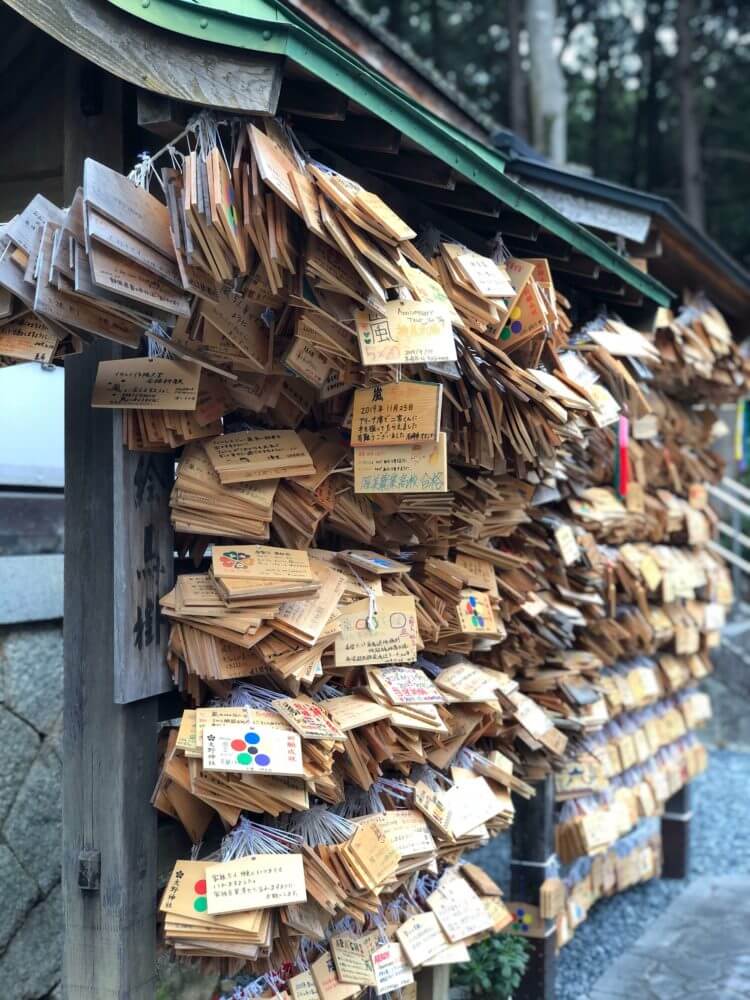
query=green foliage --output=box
[451,933,530,999]
[355,0,750,268]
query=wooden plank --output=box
[113,410,175,703]
[62,52,159,1000]
[5,0,283,113]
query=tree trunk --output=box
[390,0,403,39]
[508,0,528,139]
[677,0,705,229]
[526,0,567,163]
[429,0,444,69]
[589,17,608,176]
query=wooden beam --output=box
[280,78,348,120]
[500,212,542,241]
[0,10,35,75]
[6,0,283,112]
[307,115,402,153]
[62,53,164,1000]
[551,256,601,278]
[347,150,456,189]
[571,272,628,295]
[505,235,571,261]
[413,182,501,217]
[136,90,188,139]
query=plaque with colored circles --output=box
[504,901,545,938]
[159,859,212,919]
[455,590,500,636]
[202,724,305,776]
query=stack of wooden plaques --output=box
[520,312,734,944]
[538,818,664,946]
[2,112,740,991]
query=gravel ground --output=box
[469,748,750,1000]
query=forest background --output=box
[353,0,750,268]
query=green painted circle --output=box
[194,897,208,913]
[237,752,252,765]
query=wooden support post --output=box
[64,336,162,999]
[661,783,692,879]
[510,776,556,1000]
[62,53,173,998]
[416,965,450,1000]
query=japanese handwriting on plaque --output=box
[396,911,450,967]
[334,595,418,667]
[354,433,448,494]
[330,933,377,986]
[350,382,442,447]
[212,545,314,582]
[0,315,59,363]
[271,698,346,741]
[202,724,304,776]
[92,358,201,410]
[373,666,445,705]
[355,300,456,366]
[427,873,493,942]
[204,852,306,914]
[370,942,414,996]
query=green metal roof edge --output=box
[108,0,673,306]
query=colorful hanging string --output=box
[614,414,630,499]
[735,399,750,473]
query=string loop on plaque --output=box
[283,805,356,846]
[350,567,378,632]
[146,321,172,359]
[220,682,291,709]
[220,817,302,860]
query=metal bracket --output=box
[77,849,101,891]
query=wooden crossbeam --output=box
[280,78,348,120]
[347,149,456,189]
[415,181,500,216]
[306,114,401,152]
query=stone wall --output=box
[0,623,62,1000]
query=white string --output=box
[146,321,172,359]
[349,566,379,631]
